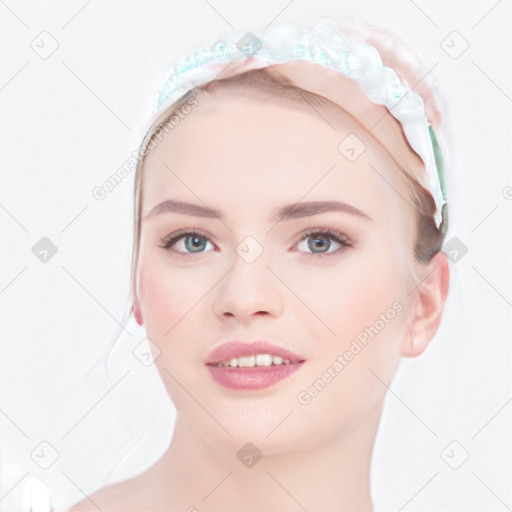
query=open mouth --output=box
[205,340,306,390]
[207,354,305,368]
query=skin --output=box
[69,85,449,511]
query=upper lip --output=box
[205,340,306,365]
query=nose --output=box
[212,247,283,324]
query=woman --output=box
[68,17,450,511]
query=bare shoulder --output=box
[66,476,147,512]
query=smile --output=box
[204,339,306,390]
[208,354,301,368]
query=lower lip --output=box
[206,363,304,390]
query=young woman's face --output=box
[136,86,420,456]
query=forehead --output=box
[141,87,413,228]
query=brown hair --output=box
[129,68,447,309]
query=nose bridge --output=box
[229,236,270,297]
[213,234,281,319]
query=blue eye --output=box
[293,228,352,258]
[159,226,353,258]
[159,229,214,254]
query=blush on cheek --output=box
[138,259,187,339]
[330,270,406,363]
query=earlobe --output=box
[133,298,144,326]
[404,336,427,357]
[402,250,450,358]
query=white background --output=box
[1,0,511,510]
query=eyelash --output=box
[158,226,353,259]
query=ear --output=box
[133,297,143,326]
[402,250,450,357]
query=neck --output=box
[145,401,383,511]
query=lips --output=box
[205,340,306,391]
[205,340,306,366]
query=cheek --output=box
[331,252,409,367]
[138,253,193,339]
[137,252,229,428]
[274,245,408,348]
[279,247,409,413]
[138,255,202,396]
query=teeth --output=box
[256,354,272,367]
[215,354,295,367]
[238,355,256,367]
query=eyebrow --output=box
[144,199,372,223]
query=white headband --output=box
[150,18,448,231]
